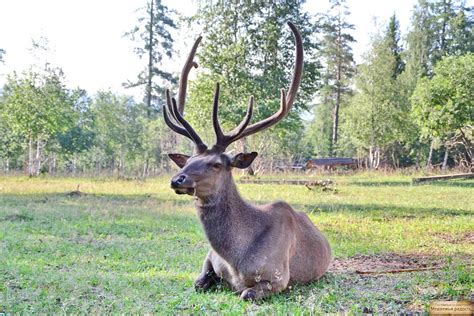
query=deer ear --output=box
[168,153,190,168]
[231,152,258,169]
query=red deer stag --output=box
[164,22,331,300]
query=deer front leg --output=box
[240,280,288,301]
[194,251,220,292]
[239,261,290,300]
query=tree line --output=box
[0,0,472,176]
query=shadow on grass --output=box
[311,202,471,217]
[0,191,192,207]
[427,180,474,188]
[255,201,474,218]
[1,192,471,219]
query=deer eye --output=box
[212,162,222,169]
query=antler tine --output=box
[227,96,254,140]
[170,97,208,153]
[166,89,182,125]
[212,93,254,152]
[285,21,303,110]
[163,90,192,139]
[164,35,208,154]
[212,83,225,144]
[236,89,287,140]
[178,36,202,114]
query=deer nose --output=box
[171,174,187,188]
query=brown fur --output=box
[169,152,331,300]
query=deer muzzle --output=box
[170,174,195,195]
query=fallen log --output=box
[237,179,332,186]
[412,173,474,184]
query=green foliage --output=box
[56,90,95,157]
[411,53,473,141]
[318,0,355,93]
[0,113,23,170]
[2,68,74,140]
[187,1,319,158]
[308,0,355,156]
[405,0,473,78]
[304,102,333,157]
[89,91,145,170]
[342,35,399,151]
[1,1,473,173]
[386,14,405,78]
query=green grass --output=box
[0,173,473,314]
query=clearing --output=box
[0,173,472,314]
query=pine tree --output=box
[316,0,355,156]
[125,0,177,116]
[406,0,473,78]
[385,14,404,78]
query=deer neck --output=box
[195,174,255,263]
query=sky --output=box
[0,0,461,100]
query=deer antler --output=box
[164,22,304,155]
[212,83,255,152]
[177,36,202,114]
[211,21,303,152]
[163,36,208,153]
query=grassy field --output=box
[0,173,473,314]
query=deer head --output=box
[165,22,303,199]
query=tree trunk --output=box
[368,146,381,169]
[35,138,42,176]
[332,52,342,156]
[415,145,420,169]
[375,147,380,169]
[442,145,449,172]
[145,0,155,117]
[426,139,434,169]
[331,93,340,157]
[120,152,125,177]
[369,146,374,169]
[391,150,399,169]
[72,155,77,176]
[459,128,472,170]
[142,158,149,178]
[28,136,34,176]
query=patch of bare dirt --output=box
[66,184,86,197]
[434,232,474,244]
[329,253,447,274]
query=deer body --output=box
[163,22,331,300]
[193,173,331,299]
